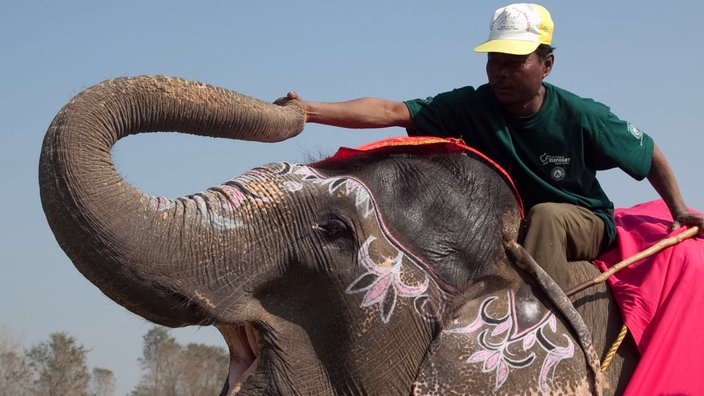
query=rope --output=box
[601,324,628,373]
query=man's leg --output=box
[520,203,607,290]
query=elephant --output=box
[39,76,639,395]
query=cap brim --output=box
[474,39,540,55]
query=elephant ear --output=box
[412,241,606,395]
[504,240,604,391]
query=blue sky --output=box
[2,1,703,394]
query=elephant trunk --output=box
[38,76,304,327]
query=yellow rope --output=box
[601,324,628,373]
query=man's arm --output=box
[647,144,704,235]
[286,92,413,129]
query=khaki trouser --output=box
[520,203,608,291]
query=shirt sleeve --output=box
[403,96,457,138]
[403,87,481,138]
[587,110,654,180]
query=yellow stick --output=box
[566,226,699,297]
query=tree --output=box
[132,326,228,396]
[179,343,228,396]
[133,327,182,396]
[26,332,91,396]
[0,326,33,395]
[91,367,116,396]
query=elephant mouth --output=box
[217,323,261,395]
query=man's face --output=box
[486,51,552,112]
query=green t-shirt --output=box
[404,83,654,244]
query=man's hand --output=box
[672,211,704,236]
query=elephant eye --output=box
[313,215,354,244]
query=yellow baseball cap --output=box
[474,3,554,55]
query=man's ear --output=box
[543,53,554,78]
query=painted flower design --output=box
[450,292,575,394]
[346,236,430,323]
[295,167,375,219]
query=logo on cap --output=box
[474,3,554,56]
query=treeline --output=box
[0,325,228,396]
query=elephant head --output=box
[40,76,615,395]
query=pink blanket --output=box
[594,200,704,395]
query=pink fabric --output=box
[594,200,704,395]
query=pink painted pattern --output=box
[449,291,575,394]
[165,162,446,323]
[345,236,432,323]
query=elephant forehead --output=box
[215,162,376,217]
[144,162,379,234]
[228,162,374,214]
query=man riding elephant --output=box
[284,3,704,290]
[38,3,704,395]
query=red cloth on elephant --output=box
[594,199,704,395]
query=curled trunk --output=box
[38,76,304,326]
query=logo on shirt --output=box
[550,167,566,181]
[539,153,571,166]
[540,153,571,182]
[627,123,644,142]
